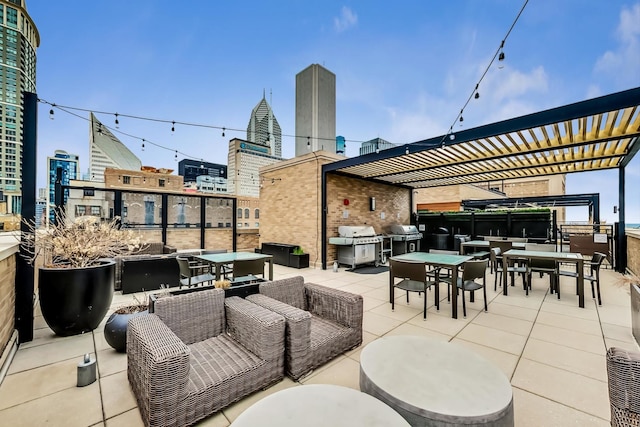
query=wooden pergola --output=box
[322,87,640,271]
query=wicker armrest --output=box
[127,314,190,425]
[607,347,640,417]
[225,296,285,361]
[246,294,311,348]
[304,283,364,329]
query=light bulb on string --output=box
[115,113,119,129]
[141,139,145,151]
[498,40,505,69]
[307,136,311,149]
[171,121,175,134]
[49,109,54,120]
[222,127,225,137]
[174,150,178,161]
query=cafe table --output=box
[390,252,472,319]
[230,384,410,427]
[195,251,274,281]
[501,249,585,307]
[460,240,526,254]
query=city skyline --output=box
[30,1,640,222]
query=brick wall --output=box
[628,231,640,277]
[259,151,411,268]
[0,252,16,357]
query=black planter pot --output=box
[38,260,115,337]
[104,309,148,352]
[288,253,309,269]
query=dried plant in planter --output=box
[214,279,231,289]
[20,211,147,268]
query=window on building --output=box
[237,208,242,218]
[244,208,250,219]
[254,208,260,219]
[83,189,94,197]
[123,207,128,217]
[123,176,131,184]
[90,206,101,216]
[76,205,86,216]
[159,179,165,187]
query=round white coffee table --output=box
[230,384,410,427]
[360,335,514,427]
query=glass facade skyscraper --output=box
[246,93,282,158]
[46,150,79,224]
[0,0,39,213]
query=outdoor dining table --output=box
[390,252,472,319]
[460,239,526,254]
[195,252,274,281]
[502,249,585,307]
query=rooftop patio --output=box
[0,257,637,426]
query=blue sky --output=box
[29,0,640,223]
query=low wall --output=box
[628,230,640,276]
[0,240,18,384]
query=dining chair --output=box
[606,347,640,426]
[525,243,558,297]
[427,249,458,301]
[455,259,488,317]
[558,252,606,305]
[389,259,439,320]
[201,249,232,278]
[232,258,266,284]
[176,255,215,288]
[492,243,530,292]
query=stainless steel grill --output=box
[329,226,382,268]
[387,224,423,255]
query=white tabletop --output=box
[230,384,410,427]
[360,336,513,423]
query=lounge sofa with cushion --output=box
[247,276,363,380]
[127,287,286,427]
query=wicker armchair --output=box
[247,276,363,380]
[607,347,640,426]
[127,288,286,427]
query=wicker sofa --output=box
[127,288,286,427]
[607,346,640,426]
[247,276,363,380]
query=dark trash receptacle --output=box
[434,227,449,250]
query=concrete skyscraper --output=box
[247,92,282,158]
[295,64,336,156]
[0,0,39,213]
[89,113,142,182]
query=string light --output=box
[171,121,175,133]
[174,150,178,161]
[438,0,528,147]
[39,99,368,161]
[307,136,311,149]
[49,109,54,120]
[141,139,145,151]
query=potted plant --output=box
[104,294,149,352]
[21,212,145,337]
[289,246,309,269]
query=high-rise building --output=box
[178,159,227,184]
[295,64,336,156]
[88,113,142,182]
[360,138,396,155]
[227,138,282,197]
[247,92,282,158]
[46,150,79,224]
[0,0,39,214]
